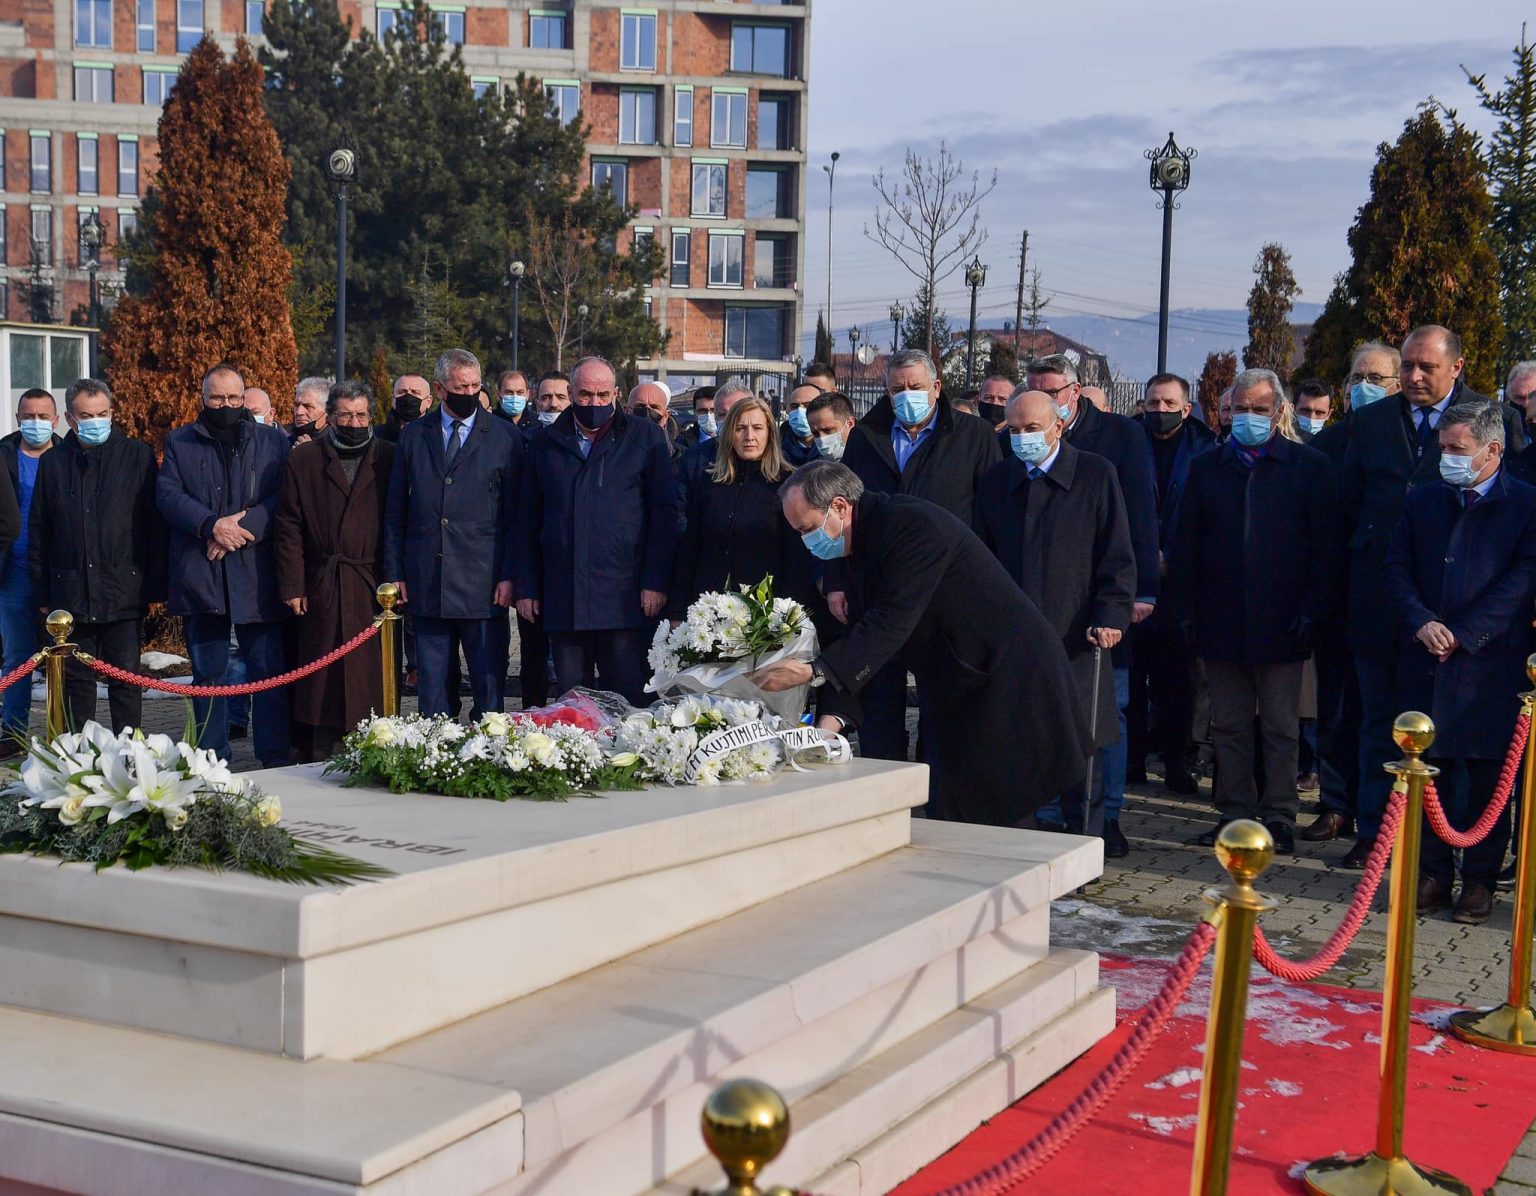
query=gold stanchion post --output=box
[696,1079,793,1196]
[376,583,402,718]
[1304,712,1473,1196]
[1190,820,1276,1196]
[43,610,74,741]
[1449,654,1536,1053]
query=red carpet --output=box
[893,954,1536,1195]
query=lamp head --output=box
[509,260,526,280]
[326,148,357,183]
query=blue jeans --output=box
[226,644,250,729]
[1038,666,1126,833]
[0,564,39,738]
[1102,665,1131,821]
[1354,653,1399,842]
[185,614,290,766]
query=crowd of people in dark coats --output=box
[0,331,1533,928]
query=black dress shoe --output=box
[1339,839,1372,869]
[1265,819,1296,855]
[1417,875,1453,914]
[1301,811,1352,842]
[1453,882,1494,924]
[229,723,248,740]
[1497,861,1518,892]
[1165,768,1199,796]
[1192,819,1231,847]
[1103,820,1130,859]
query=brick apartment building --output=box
[0,0,810,384]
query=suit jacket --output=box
[383,408,522,620]
[1148,415,1217,548]
[973,442,1135,746]
[840,394,1001,525]
[1384,469,1536,758]
[817,492,1091,826]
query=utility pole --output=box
[1013,230,1028,356]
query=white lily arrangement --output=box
[612,695,782,786]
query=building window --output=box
[619,88,657,145]
[75,0,112,48]
[544,81,579,124]
[592,160,627,207]
[118,208,138,242]
[724,305,786,360]
[176,0,203,52]
[78,137,99,195]
[472,76,497,100]
[144,67,178,104]
[633,227,654,275]
[376,5,400,36]
[746,167,790,219]
[77,208,99,264]
[118,140,139,196]
[691,161,726,217]
[0,211,7,267]
[619,10,655,71]
[758,95,791,151]
[431,8,464,44]
[31,208,53,265]
[0,282,7,319]
[670,230,690,287]
[711,91,746,148]
[707,232,743,288]
[673,85,693,148]
[136,0,154,50]
[755,235,790,288]
[529,9,566,48]
[30,135,51,193]
[75,65,114,102]
[731,23,790,77]
[245,0,263,33]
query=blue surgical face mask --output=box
[891,389,931,427]
[1055,401,1073,422]
[1298,415,1327,437]
[1010,430,1053,464]
[696,412,716,437]
[786,407,811,438]
[1350,381,1387,409]
[1439,445,1488,488]
[250,411,266,424]
[801,505,847,560]
[1230,412,1272,447]
[537,409,560,425]
[816,431,845,461]
[500,393,527,418]
[75,416,111,446]
[19,419,53,447]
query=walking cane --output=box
[1083,640,1103,834]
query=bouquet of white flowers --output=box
[612,694,783,786]
[0,721,385,884]
[646,576,817,721]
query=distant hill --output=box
[804,302,1325,385]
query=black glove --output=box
[1289,615,1316,658]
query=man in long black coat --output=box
[30,379,162,733]
[1340,324,1525,862]
[515,356,677,706]
[1383,400,1536,923]
[975,389,1135,837]
[755,461,1091,827]
[384,349,522,719]
[1165,369,1340,852]
[831,349,1001,787]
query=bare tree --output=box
[866,143,997,349]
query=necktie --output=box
[446,420,464,467]
[1028,466,1044,480]
[1417,408,1435,455]
[1463,489,1478,511]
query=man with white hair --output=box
[1505,360,1536,420]
[290,376,331,447]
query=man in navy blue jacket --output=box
[516,356,677,706]
[1384,400,1536,923]
[385,348,522,720]
[157,363,292,765]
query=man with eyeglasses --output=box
[516,355,677,705]
[384,348,523,719]
[1505,360,1536,421]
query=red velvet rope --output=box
[0,653,43,695]
[1251,781,1407,983]
[76,622,380,697]
[1422,710,1529,849]
[799,921,1217,1196]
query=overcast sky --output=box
[802,1,1531,343]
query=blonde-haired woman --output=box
[667,396,813,620]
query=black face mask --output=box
[978,402,1008,426]
[201,405,245,431]
[638,407,664,424]
[573,401,614,430]
[393,397,423,422]
[1147,410,1185,436]
[443,390,480,419]
[331,424,373,450]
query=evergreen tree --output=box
[987,341,1020,383]
[1197,350,1237,429]
[1297,274,1357,386]
[1243,243,1301,382]
[1299,103,1504,391]
[814,310,834,364]
[900,282,952,361]
[1466,26,1536,369]
[103,38,297,447]
[1021,267,1049,358]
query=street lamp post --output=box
[577,302,590,355]
[326,148,357,380]
[1145,131,1196,374]
[848,325,861,374]
[509,260,525,372]
[964,255,988,390]
[79,211,104,376]
[889,300,904,354]
[822,151,840,337]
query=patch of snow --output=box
[1412,1034,1447,1055]
[140,651,189,670]
[1054,899,1193,952]
[1145,1066,1203,1090]
[1288,1161,1312,1179]
[1128,1112,1199,1137]
[1413,1007,1463,1031]
[1266,1079,1303,1097]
